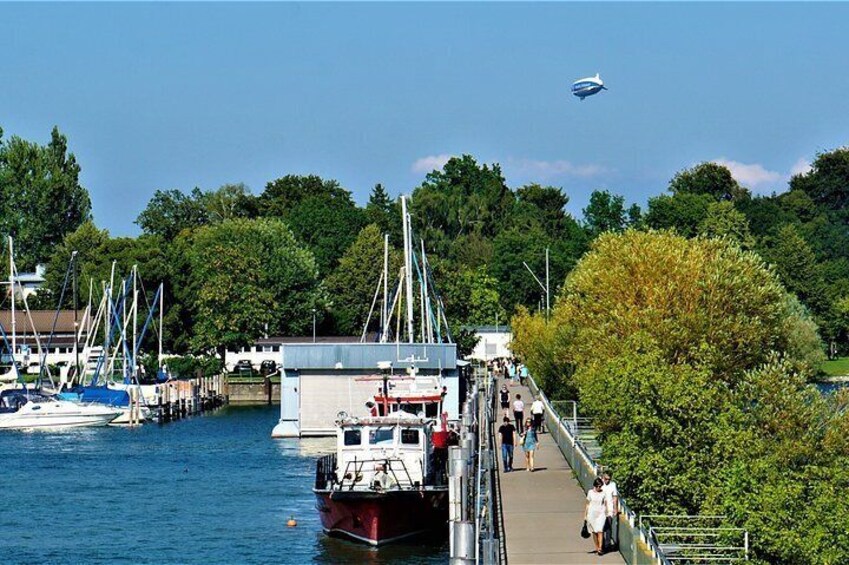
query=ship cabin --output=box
[371,374,445,419]
[332,413,436,491]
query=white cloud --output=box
[411,154,453,174]
[790,157,812,177]
[507,158,606,180]
[712,159,782,189]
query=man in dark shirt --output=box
[498,417,516,472]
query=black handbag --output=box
[581,520,590,539]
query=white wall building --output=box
[466,325,513,361]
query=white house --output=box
[466,325,512,361]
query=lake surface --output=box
[0,406,447,564]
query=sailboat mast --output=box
[8,236,15,365]
[158,282,164,365]
[422,241,433,343]
[132,265,138,380]
[401,196,414,343]
[382,234,389,342]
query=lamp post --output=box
[522,247,550,319]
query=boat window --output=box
[369,428,394,445]
[399,403,420,416]
[425,402,438,417]
[401,429,420,445]
[343,430,361,446]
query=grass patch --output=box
[820,357,849,377]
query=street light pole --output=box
[545,247,550,318]
[523,260,550,319]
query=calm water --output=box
[0,406,447,564]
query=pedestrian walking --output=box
[602,471,620,551]
[519,363,529,386]
[512,394,524,431]
[497,417,516,472]
[520,418,538,471]
[585,478,607,555]
[531,397,544,433]
[499,385,510,417]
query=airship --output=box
[571,73,607,100]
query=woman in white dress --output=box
[585,478,607,555]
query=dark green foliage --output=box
[582,189,627,237]
[790,148,849,210]
[325,224,402,336]
[184,218,323,358]
[669,161,748,201]
[0,127,91,270]
[258,175,365,275]
[645,192,713,237]
[136,188,211,240]
[411,155,513,256]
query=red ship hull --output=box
[314,488,448,545]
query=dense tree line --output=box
[5,125,849,363]
[511,231,848,563]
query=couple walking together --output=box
[584,471,620,556]
[497,385,544,472]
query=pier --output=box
[452,368,700,564]
[155,374,229,424]
[497,378,623,564]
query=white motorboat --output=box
[0,390,121,430]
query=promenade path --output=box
[498,378,624,564]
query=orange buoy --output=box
[287,516,297,527]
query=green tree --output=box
[582,189,627,237]
[0,126,91,269]
[136,188,210,240]
[201,183,257,223]
[698,200,756,249]
[514,184,571,236]
[645,192,713,237]
[790,148,849,210]
[258,175,365,274]
[669,162,747,201]
[511,230,846,563]
[440,265,506,327]
[762,224,829,317]
[185,218,322,358]
[325,224,402,336]
[411,155,513,256]
[364,184,399,238]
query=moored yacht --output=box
[0,389,121,430]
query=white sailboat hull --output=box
[0,399,121,430]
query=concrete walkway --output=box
[497,379,624,564]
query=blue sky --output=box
[2,3,849,236]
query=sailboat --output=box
[0,239,120,430]
[61,264,163,424]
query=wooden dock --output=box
[497,379,624,564]
[156,374,229,424]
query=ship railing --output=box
[315,453,337,490]
[332,457,418,491]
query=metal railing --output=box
[526,375,664,564]
[529,375,749,564]
[449,370,501,564]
